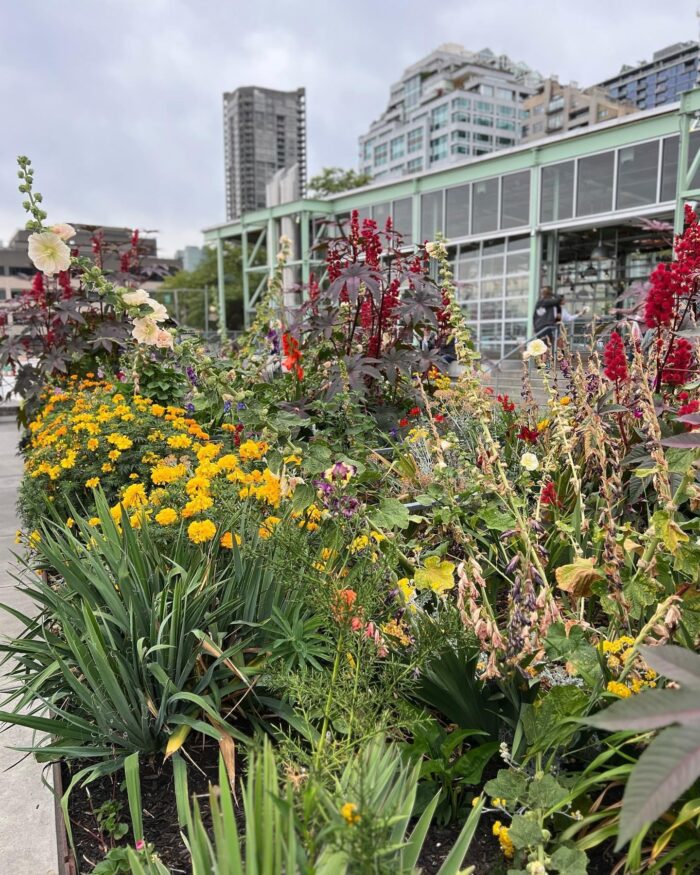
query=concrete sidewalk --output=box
[0,422,58,874]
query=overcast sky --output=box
[1,0,698,256]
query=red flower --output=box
[497,393,515,413]
[603,331,628,383]
[662,337,695,386]
[408,407,421,416]
[281,332,303,379]
[540,480,561,508]
[678,398,700,430]
[434,414,445,422]
[517,426,539,444]
[399,418,409,427]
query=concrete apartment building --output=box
[595,41,699,110]
[0,225,181,301]
[522,78,637,143]
[357,44,542,182]
[223,86,307,220]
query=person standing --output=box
[533,286,563,347]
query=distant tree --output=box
[308,167,373,197]
[158,242,261,332]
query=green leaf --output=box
[508,813,545,849]
[616,723,700,850]
[484,769,528,805]
[291,482,316,512]
[523,686,589,750]
[526,774,567,811]
[476,505,517,533]
[652,510,689,554]
[369,497,410,530]
[550,845,588,874]
[453,742,499,785]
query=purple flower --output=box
[223,400,232,413]
[237,401,246,410]
[266,328,280,354]
[185,402,195,415]
[186,366,198,386]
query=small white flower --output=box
[121,288,151,306]
[131,316,159,344]
[425,240,447,258]
[49,223,76,241]
[523,338,548,359]
[154,328,174,349]
[520,452,539,472]
[27,231,71,276]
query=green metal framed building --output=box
[204,88,700,360]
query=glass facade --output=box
[576,151,615,216]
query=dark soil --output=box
[63,744,622,874]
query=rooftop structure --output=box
[523,78,637,143]
[223,86,306,220]
[205,89,700,363]
[357,44,542,183]
[594,41,699,110]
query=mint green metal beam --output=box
[241,227,250,329]
[216,234,226,340]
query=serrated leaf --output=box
[414,555,455,594]
[526,774,568,810]
[550,845,588,874]
[508,813,544,849]
[484,769,528,804]
[616,723,700,849]
[369,497,410,530]
[477,505,517,533]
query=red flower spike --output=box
[603,331,629,383]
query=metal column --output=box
[216,235,226,341]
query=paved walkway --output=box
[0,421,58,873]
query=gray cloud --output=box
[1,0,697,255]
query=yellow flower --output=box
[560,396,571,406]
[283,454,302,464]
[85,477,100,488]
[350,534,369,553]
[106,433,133,450]
[28,530,41,548]
[66,517,75,528]
[155,508,178,526]
[186,475,211,496]
[188,519,217,544]
[151,463,187,485]
[88,517,101,527]
[150,404,166,417]
[258,516,281,539]
[216,454,239,472]
[340,802,361,826]
[101,462,114,473]
[87,438,99,451]
[108,449,121,461]
[220,531,242,549]
[182,493,214,518]
[381,618,411,646]
[239,440,268,461]
[414,556,455,594]
[122,482,148,509]
[606,680,632,698]
[536,418,550,432]
[167,434,192,450]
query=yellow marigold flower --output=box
[106,433,133,450]
[85,477,100,488]
[101,462,114,473]
[216,453,239,471]
[258,516,281,539]
[155,508,178,526]
[606,680,632,698]
[151,463,187,485]
[188,519,217,544]
[197,443,222,462]
[239,440,268,461]
[167,434,192,450]
[121,482,147,509]
[220,531,242,549]
[186,475,211,496]
[182,493,214,518]
[151,404,166,417]
[195,461,219,479]
[340,802,361,826]
[559,396,571,406]
[87,438,99,451]
[108,449,121,461]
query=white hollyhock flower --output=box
[520,452,539,472]
[50,223,76,241]
[146,299,168,323]
[154,328,174,349]
[27,231,71,276]
[121,288,151,306]
[425,240,447,258]
[131,317,159,344]
[523,338,548,359]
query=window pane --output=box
[661,135,679,201]
[689,130,700,190]
[616,141,659,209]
[420,190,443,242]
[445,184,470,238]
[372,202,391,230]
[576,151,614,216]
[393,197,413,245]
[500,170,530,228]
[472,177,499,234]
[540,161,574,222]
